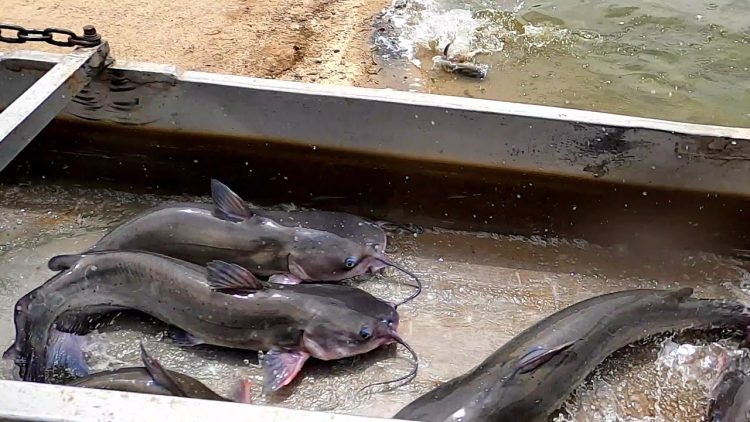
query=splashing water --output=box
[374,0,750,127]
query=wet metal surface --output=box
[1,183,750,420]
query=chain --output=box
[0,23,102,47]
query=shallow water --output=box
[375,0,750,127]
[2,183,750,420]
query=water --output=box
[2,183,750,419]
[374,0,750,127]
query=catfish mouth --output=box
[302,327,418,393]
[289,253,422,306]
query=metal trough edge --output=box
[0,379,401,422]
[2,50,750,197]
[181,70,750,139]
[3,49,750,138]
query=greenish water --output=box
[376,0,750,127]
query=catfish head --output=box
[302,303,399,360]
[260,298,414,393]
[286,232,385,282]
[295,305,418,394]
[209,178,422,305]
[287,239,422,306]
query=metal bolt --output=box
[82,25,101,42]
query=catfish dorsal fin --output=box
[443,42,452,58]
[210,179,254,223]
[206,261,263,292]
[140,343,188,397]
[662,287,694,303]
[48,254,85,271]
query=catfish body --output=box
[708,367,750,421]
[69,343,250,403]
[394,288,750,422]
[94,202,388,255]
[83,180,390,284]
[6,251,399,391]
[69,367,229,400]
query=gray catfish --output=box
[81,179,420,304]
[394,288,750,422]
[4,251,415,393]
[69,343,252,403]
[151,203,389,253]
[708,364,750,421]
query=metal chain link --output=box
[0,23,102,47]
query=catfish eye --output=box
[359,326,372,340]
[344,256,357,268]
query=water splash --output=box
[375,0,572,67]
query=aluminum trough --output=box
[1,49,750,420]
[2,50,750,252]
[0,380,402,421]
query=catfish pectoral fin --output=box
[261,349,310,394]
[205,261,264,292]
[514,339,578,376]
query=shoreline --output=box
[1,0,392,87]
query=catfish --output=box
[69,343,252,403]
[707,360,750,421]
[81,179,421,304]
[394,288,750,422]
[4,251,416,393]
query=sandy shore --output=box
[1,0,389,86]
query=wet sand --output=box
[2,183,750,420]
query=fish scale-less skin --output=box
[395,288,750,422]
[68,367,229,401]
[87,205,382,281]
[709,368,750,421]
[9,250,398,384]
